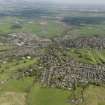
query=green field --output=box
[0,17,67,38]
[0,57,37,81]
[68,24,105,37]
[0,77,105,105]
[67,48,105,64]
[1,16,105,38]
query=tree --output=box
[79,80,89,102]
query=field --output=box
[0,77,105,105]
[0,16,67,38]
[67,48,105,64]
[68,24,105,37]
[1,11,105,38]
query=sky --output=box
[25,0,105,4]
[0,0,105,5]
[51,0,105,4]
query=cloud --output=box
[0,0,105,4]
[38,0,105,4]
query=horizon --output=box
[1,0,105,5]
